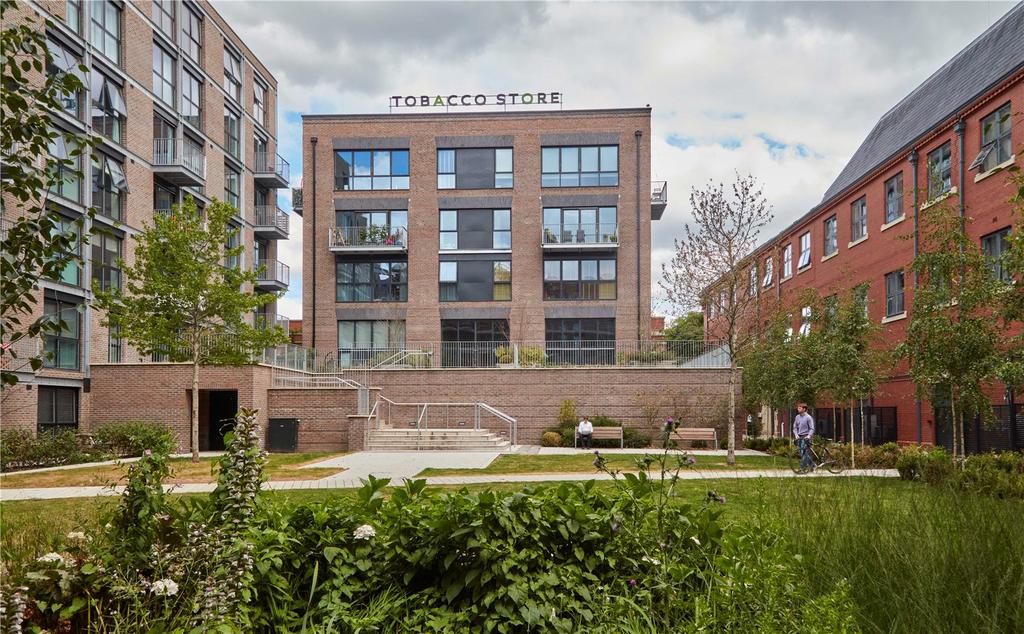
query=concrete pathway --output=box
[301,450,502,481]
[0,452,226,477]
[533,447,767,456]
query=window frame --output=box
[884,173,903,223]
[850,198,867,242]
[43,296,80,370]
[927,141,952,199]
[108,324,122,363]
[885,270,905,317]
[90,70,127,143]
[335,149,410,191]
[152,41,175,106]
[90,0,121,65]
[223,47,242,102]
[90,230,121,292]
[492,209,511,250]
[48,134,81,203]
[180,6,202,64]
[541,145,619,187]
[66,0,81,33]
[223,106,240,158]
[92,154,128,221]
[542,206,617,245]
[823,215,838,256]
[336,260,409,303]
[798,232,811,269]
[151,0,174,36]
[493,260,512,301]
[762,257,773,287]
[981,227,1011,282]
[542,257,617,300]
[979,102,1013,172]
[224,163,240,209]
[37,386,79,434]
[782,244,793,278]
[181,69,202,128]
[253,79,267,127]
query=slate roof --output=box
[821,3,1024,205]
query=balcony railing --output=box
[329,225,408,251]
[292,187,303,214]
[542,223,618,247]
[256,313,291,331]
[254,258,289,286]
[152,138,206,178]
[254,205,289,236]
[255,151,290,183]
[651,181,669,220]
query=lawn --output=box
[417,452,787,476]
[0,452,346,488]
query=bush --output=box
[519,345,545,366]
[896,446,954,485]
[0,429,101,472]
[555,399,577,427]
[623,427,653,448]
[854,442,902,468]
[92,421,176,457]
[494,345,514,364]
[540,431,562,447]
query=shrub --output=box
[540,431,562,447]
[0,429,100,472]
[622,427,652,448]
[854,442,902,468]
[555,399,578,427]
[494,345,513,364]
[92,421,176,457]
[896,446,954,484]
[519,345,546,366]
[743,437,771,452]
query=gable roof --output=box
[820,3,1024,205]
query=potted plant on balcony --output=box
[494,345,514,369]
[543,227,558,244]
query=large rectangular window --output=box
[543,207,618,245]
[224,107,240,158]
[337,261,408,302]
[66,0,81,33]
[152,43,175,106]
[181,70,201,128]
[48,135,81,203]
[441,319,509,367]
[783,244,793,278]
[850,198,867,242]
[762,257,773,287]
[543,258,616,300]
[50,215,81,286]
[545,318,616,365]
[493,261,511,300]
[90,0,120,64]
[151,0,174,36]
[927,142,952,199]
[492,209,511,249]
[92,154,128,221]
[91,231,121,291]
[335,150,409,190]
[885,270,905,317]
[541,145,618,187]
[436,148,513,189]
[46,38,82,118]
[43,296,80,370]
[224,164,239,209]
[335,210,408,247]
[337,320,406,367]
[90,71,127,143]
[823,215,838,256]
[108,325,122,363]
[884,173,903,223]
[798,232,811,269]
[181,6,202,64]
[978,102,1012,172]
[438,259,511,302]
[37,386,78,434]
[981,227,1011,282]
[438,209,511,251]
[225,224,241,270]
[223,48,241,102]
[254,80,266,126]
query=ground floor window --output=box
[441,319,509,367]
[545,318,615,364]
[338,320,405,367]
[37,386,78,434]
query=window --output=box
[46,38,82,118]
[927,142,952,199]
[541,145,618,187]
[335,150,409,190]
[254,81,266,126]
[43,296,80,369]
[152,43,175,106]
[854,284,869,318]
[748,266,758,297]
[824,215,838,256]
[437,149,455,188]
[108,325,122,363]
[155,183,176,214]
[90,1,121,64]
[439,261,457,301]
[440,210,458,250]
[224,164,239,209]
[66,0,81,33]
[885,270,905,317]
[90,71,126,143]
[542,207,617,245]
[981,228,1011,282]
[151,0,174,35]
[495,148,513,188]
[762,258,773,287]
[783,244,793,278]
[493,209,511,249]
[850,198,867,242]
[335,210,408,247]
[181,7,202,64]
[50,215,81,286]
[224,107,240,158]
[91,231,121,291]
[37,386,78,434]
[884,173,903,223]
[181,70,201,128]
[47,135,81,202]
[337,320,406,366]
[337,261,408,302]
[799,306,812,336]
[543,258,616,300]
[225,225,240,270]
[545,318,616,364]
[92,155,128,221]
[976,102,1013,172]
[798,232,811,269]
[493,261,511,300]
[436,148,513,189]
[223,48,241,102]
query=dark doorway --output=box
[208,390,238,451]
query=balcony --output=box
[256,313,291,331]
[152,138,206,186]
[651,181,668,220]
[254,205,289,239]
[542,223,619,251]
[254,151,289,188]
[292,187,303,216]
[254,258,289,291]
[328,225,408,254]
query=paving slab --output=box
[533,447,767,456]
[302,450,502,481]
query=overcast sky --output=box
[214,0,1018,320]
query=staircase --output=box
[366,427,511,451]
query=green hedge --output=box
[0,429,101,472]
[92,421,176,457]
[897,447,1024,499]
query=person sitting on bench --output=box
[577,416,594,449]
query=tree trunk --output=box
[859,399,866,449]
[191,359,200,462]
[727,363,736,465]
[849,402,856,469]
[950,397,959,460]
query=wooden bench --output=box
[669,427,718,448]
[575,427,623,448]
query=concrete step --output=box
[366,427,510,451]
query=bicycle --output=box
[788,438,846,474]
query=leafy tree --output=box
[664,311,704,341]
[1,0,94,388]
[660,173,773,464]
[995,150,1024,391]
[896,203,1002,459]
[94,199,288,460]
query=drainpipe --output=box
[634,130,643,341]
[909,149,922,444]
[955,119,966,227]
[310,136,318,349]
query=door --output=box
[208,390,238,451]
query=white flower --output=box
[690,536,701,546]
[352,524,376,540]
[66,531,87,542]
[641,555,661,565]
[37,552,65,565]
[151,579,179,596]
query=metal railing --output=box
[292,187,303,213]
[255,151,290,182]
[254,258,289,285]
[254,205,289,234]
[369,395,517,447]
[329,225,408,249]
[152,138,206,177]
[652,181,668,205]
[542,223,618,246]
[256,313,290,331]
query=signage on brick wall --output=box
[389,92,563,108]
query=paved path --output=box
[533,447,767,456]
[302,451,502,481]
[0,452,226,476]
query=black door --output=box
[267,418,299,452]
[208,390,238,451]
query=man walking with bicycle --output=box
[793,403,815,472]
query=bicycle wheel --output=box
[823,447,846,474]
[788,445,806,474]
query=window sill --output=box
[438,249,513,255]
[796,264,812,275]
[921,187,957,211]
[821,251,838,263]
[847,235,869,249]
[779,274,793,284]
[880,216,906,232]
[974,155,1016,183]
[881,312,907,324]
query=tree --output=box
[896,203,1002,459]
[94,198,288,460]
[995,150,1024,392]
[663,312,704,342]
[660,173,773,464]
[1,0,94,388]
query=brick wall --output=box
[266,388,367,452]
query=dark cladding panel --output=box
[455,148,496,189]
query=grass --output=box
[417,452,786,476]
[0,452,346,488]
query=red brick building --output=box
[706,5,1024,451]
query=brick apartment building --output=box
[1,0,291,441]
[297,108,666,365]
[705,5,1024,452]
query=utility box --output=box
[267,418,299,452]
